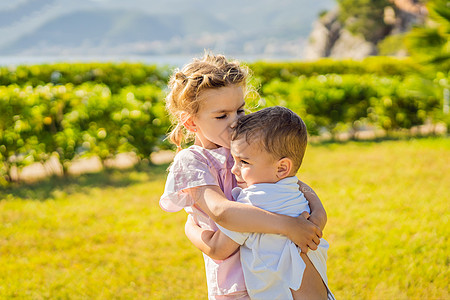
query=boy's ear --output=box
[180,111,197,133]
[276,157,293,179]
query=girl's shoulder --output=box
[174,145,232,169]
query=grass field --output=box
[1,137,449,299]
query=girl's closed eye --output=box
[216,114,227,119]
[237,109,245,115]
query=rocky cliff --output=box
[304,0,427,60]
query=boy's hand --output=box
[289,211,322,253]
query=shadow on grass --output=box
[0,162,170,201]
[3,135,447,201]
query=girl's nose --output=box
[230,112,241,129]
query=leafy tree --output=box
[406,0,450,71]
[337,0,392,43]
[406,0,450,128]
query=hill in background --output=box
[304,0,428,59]
[1,0,335,58]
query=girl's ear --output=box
[180,112,197,133]
[276,157,293,179]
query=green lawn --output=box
[1,137,449,299]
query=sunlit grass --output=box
[0,137,449,299]
[302,137,450,299]
[0,167,205,299]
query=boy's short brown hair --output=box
[231,106,308,174]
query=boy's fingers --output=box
[317,228,323,239]
[300,211,310,219]
[300,244,308,254]
[313,224,323,239]
[313,236,321,246]
[308,241,318,251]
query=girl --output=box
[160,52,327,299]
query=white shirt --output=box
[218,176,330,300]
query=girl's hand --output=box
[297,180,328,232]
[288,211,322,253]
[308,211,327,232]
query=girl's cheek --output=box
[224,135,232,147]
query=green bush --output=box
[261,74,441,135]
[0,60,446,184]
[248,57,424,86]
[0,83,169,182]
[0,62,171,93]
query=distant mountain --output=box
[1,0,336,58]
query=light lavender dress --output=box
[160,145,248,299]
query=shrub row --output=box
[0,83,169,183]
[248,57,424,86]
[1,59,447,184]
[0,62,171,93]
[258,73,445,135]
[1,57,423,91]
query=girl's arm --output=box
[185,214,240,260]
[298,180,327,231]
[187,185,322,253]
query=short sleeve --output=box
[159,148,219,212]
[217,224,249,245]
[215,186,250,245]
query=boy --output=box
[185,106,334,299]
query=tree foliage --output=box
[406,0,450,71]
[337,0,392,43]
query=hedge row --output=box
[0,57,423,91]
[0,62,171,93]
[248,57,425,86]
[1,59,448,184]
[259,74,445,135]
[0,83,169,183]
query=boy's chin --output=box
[236,182,248,189]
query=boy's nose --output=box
[231,162,239,176]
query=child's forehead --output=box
[198,86,244,111]
[231,137,259,155]
[231,138,250,153]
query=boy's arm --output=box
[188,185,322,253]
[298,180,327,231]
[184,214,240,260]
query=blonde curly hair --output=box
[165,52,249,149]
